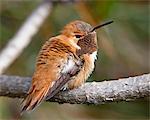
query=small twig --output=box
[0,74,149,104]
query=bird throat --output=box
[76,33,97,56]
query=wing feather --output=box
[46,56,82,100]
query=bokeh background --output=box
[0,0,149,120]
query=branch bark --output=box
[0,1,52,74]
[0,74,149,104]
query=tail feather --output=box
[21,86,49,113]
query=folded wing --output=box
[21,53,81,113]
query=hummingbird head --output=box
[61,20,113,56]
[61,20,113,39]
[61,20,93,40]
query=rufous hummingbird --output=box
[21,20,113,113]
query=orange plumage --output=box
[21,20,98,113]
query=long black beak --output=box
[90,20,113,32]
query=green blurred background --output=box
[0,0,149,120]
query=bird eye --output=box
[75,35,82,38]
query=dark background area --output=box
[0,0,149,120]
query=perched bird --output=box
[21,20,113,113]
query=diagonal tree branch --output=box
[0,1,52,74]
[0,74,149,104]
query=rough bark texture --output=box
[0,74,149,104]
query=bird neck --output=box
[76,33,98,56]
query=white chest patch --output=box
[62,58,75,73]
[62,51,97,76]
[90,51,97,62]
[88,51,97,71]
